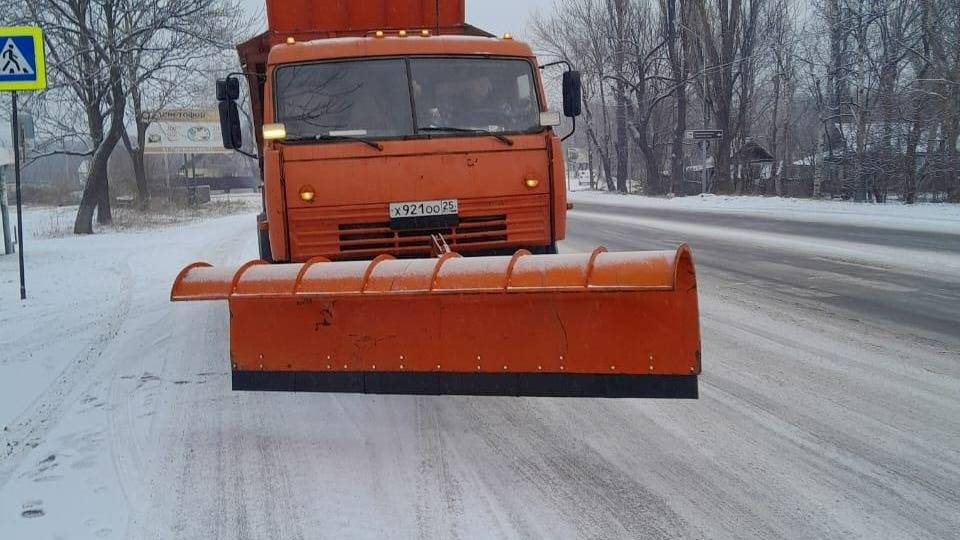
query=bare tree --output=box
[532,0,619,190]
[118,2,248,209]
[14,0,247,233]
[920,0,960,201]
[25,0,130,233]
[689,0,766,193]
[764,0,800,195]
[661,0,695,194]
[531,0,948,202]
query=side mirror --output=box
[216,77,243,149]
[216,78,240,102]
[562,71,582,118]
[219,99,243,150]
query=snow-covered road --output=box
[1,196,958,539]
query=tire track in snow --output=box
[696,317,960,539]
[417,398,542,540]
[414,398,467,540]
[450,398,694,539]
[123,224,308,540]
[117,223,257,540]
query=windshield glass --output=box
[274,57,541,140]
[274,59,414,139]
[410,58,541,133]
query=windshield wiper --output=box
[420,126,514,146]
[286,134,383,151]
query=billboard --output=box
[143,110,230,154]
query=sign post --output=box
[11,92,25,299]
[686,130,724,195]
[1,26,47,300]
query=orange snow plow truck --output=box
[171,0,701,398]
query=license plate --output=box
[389,199,459,219]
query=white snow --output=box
[1,194,958,539]
[569,190,960,235]
[0,200,259,539]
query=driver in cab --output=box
[419,74,508,130]
[451,75,505,128]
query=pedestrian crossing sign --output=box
[0,27,46,91]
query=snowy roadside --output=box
[26,192,262,239]
[0,196,260,430]
[569,190,960,235]
[0,201,259,538]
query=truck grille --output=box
[338,215,507,254]
[287,195,550,261]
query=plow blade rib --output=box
[171,246,701,398]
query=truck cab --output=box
[219,1,580,263]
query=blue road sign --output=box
[0,27,46,91]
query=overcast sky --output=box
[240,0,555,37]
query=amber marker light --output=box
[299,185,316,203]
[524,177,540,189]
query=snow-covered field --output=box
[1,195,958,539]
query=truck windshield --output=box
[409,58,540,133]
[274,57,541,141]
[275,59,414,139]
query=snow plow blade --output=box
[171,246,701,398]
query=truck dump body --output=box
[267,0,466,36]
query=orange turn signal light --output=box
[524,178,540,188]
[299,186,316,203]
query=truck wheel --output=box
[258,227,273,262]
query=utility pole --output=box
[813,123,824,199]
[702,97,709,194]
[700,36,711,196]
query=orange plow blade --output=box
[171,246,701,398]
